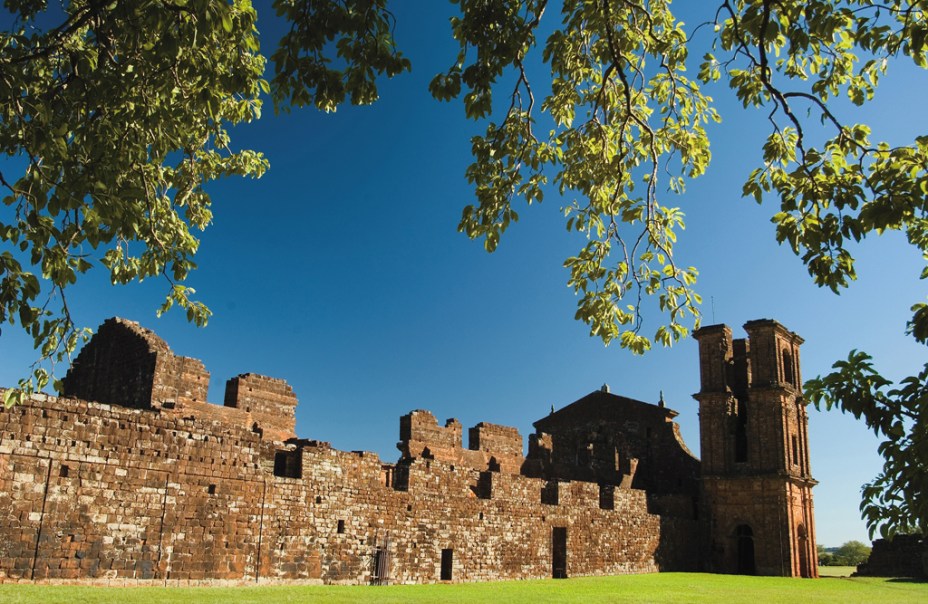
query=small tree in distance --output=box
[830,540,872,567]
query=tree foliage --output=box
[817,543,835,566]
[807,353,928,538]
[833,540,872,566]
[2,0,927,537]
[817,540,872,566]
[270,0,410,111]
[0,0,269,404]
[439,0,709,353]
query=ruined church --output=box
[0,317,817,583]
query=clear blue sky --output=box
[1,1,925,548]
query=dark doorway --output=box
[440,548,453,581]
[552,527,568,579]
[735,525,756,575]
[599,483,615,510]
[798,524,811,578]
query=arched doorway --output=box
[797,524,811,577]
[735,525,756,575]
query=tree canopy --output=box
[818,540,872,566]
[1,0,926,538]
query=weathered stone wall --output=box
[0,393,265,582]
[468,422,524,472]
[0,391,701,584]
[397,411,527,475]
[224,374,297,442]
[399,411,461,455]
[10,315,831,585]
[856,535,927,578]
[61,317,163,409]
[61,317,209,411]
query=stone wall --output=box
[856,535,927,578]
[61,317,210,411]
[0,315,752,585]
[0,390,701,584]
[224,374,297,442]
[399,411,461,457]
[0,392,265,582]
[468,422,524,472]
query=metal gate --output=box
[371,530,392,585]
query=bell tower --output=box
[693,319,817,577]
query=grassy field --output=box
[817,566,858,577]
[0,572,925,604]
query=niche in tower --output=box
[734,397,748,463]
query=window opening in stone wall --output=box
[59,465,69,478]
[734,397,748,463]
[477,471,493,499]
[735,525,756,575]
[440,548,453,581]
[791,435,799,467]
[782,349,794,385]
[337,519,345,534]
[599,483,615,510]
[392,462,410,492]
[208,484,216,495]
[274,449,302,479]
[382,465,394,487]
[541,480,559,505]
[552,527,568,579]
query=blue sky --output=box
[1,1,925,547]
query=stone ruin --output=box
[0,317,817,584]
[856,535,927,579]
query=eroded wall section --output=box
[0,392,700,584]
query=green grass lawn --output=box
[0,573,924,604]
[817,565,858,577]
